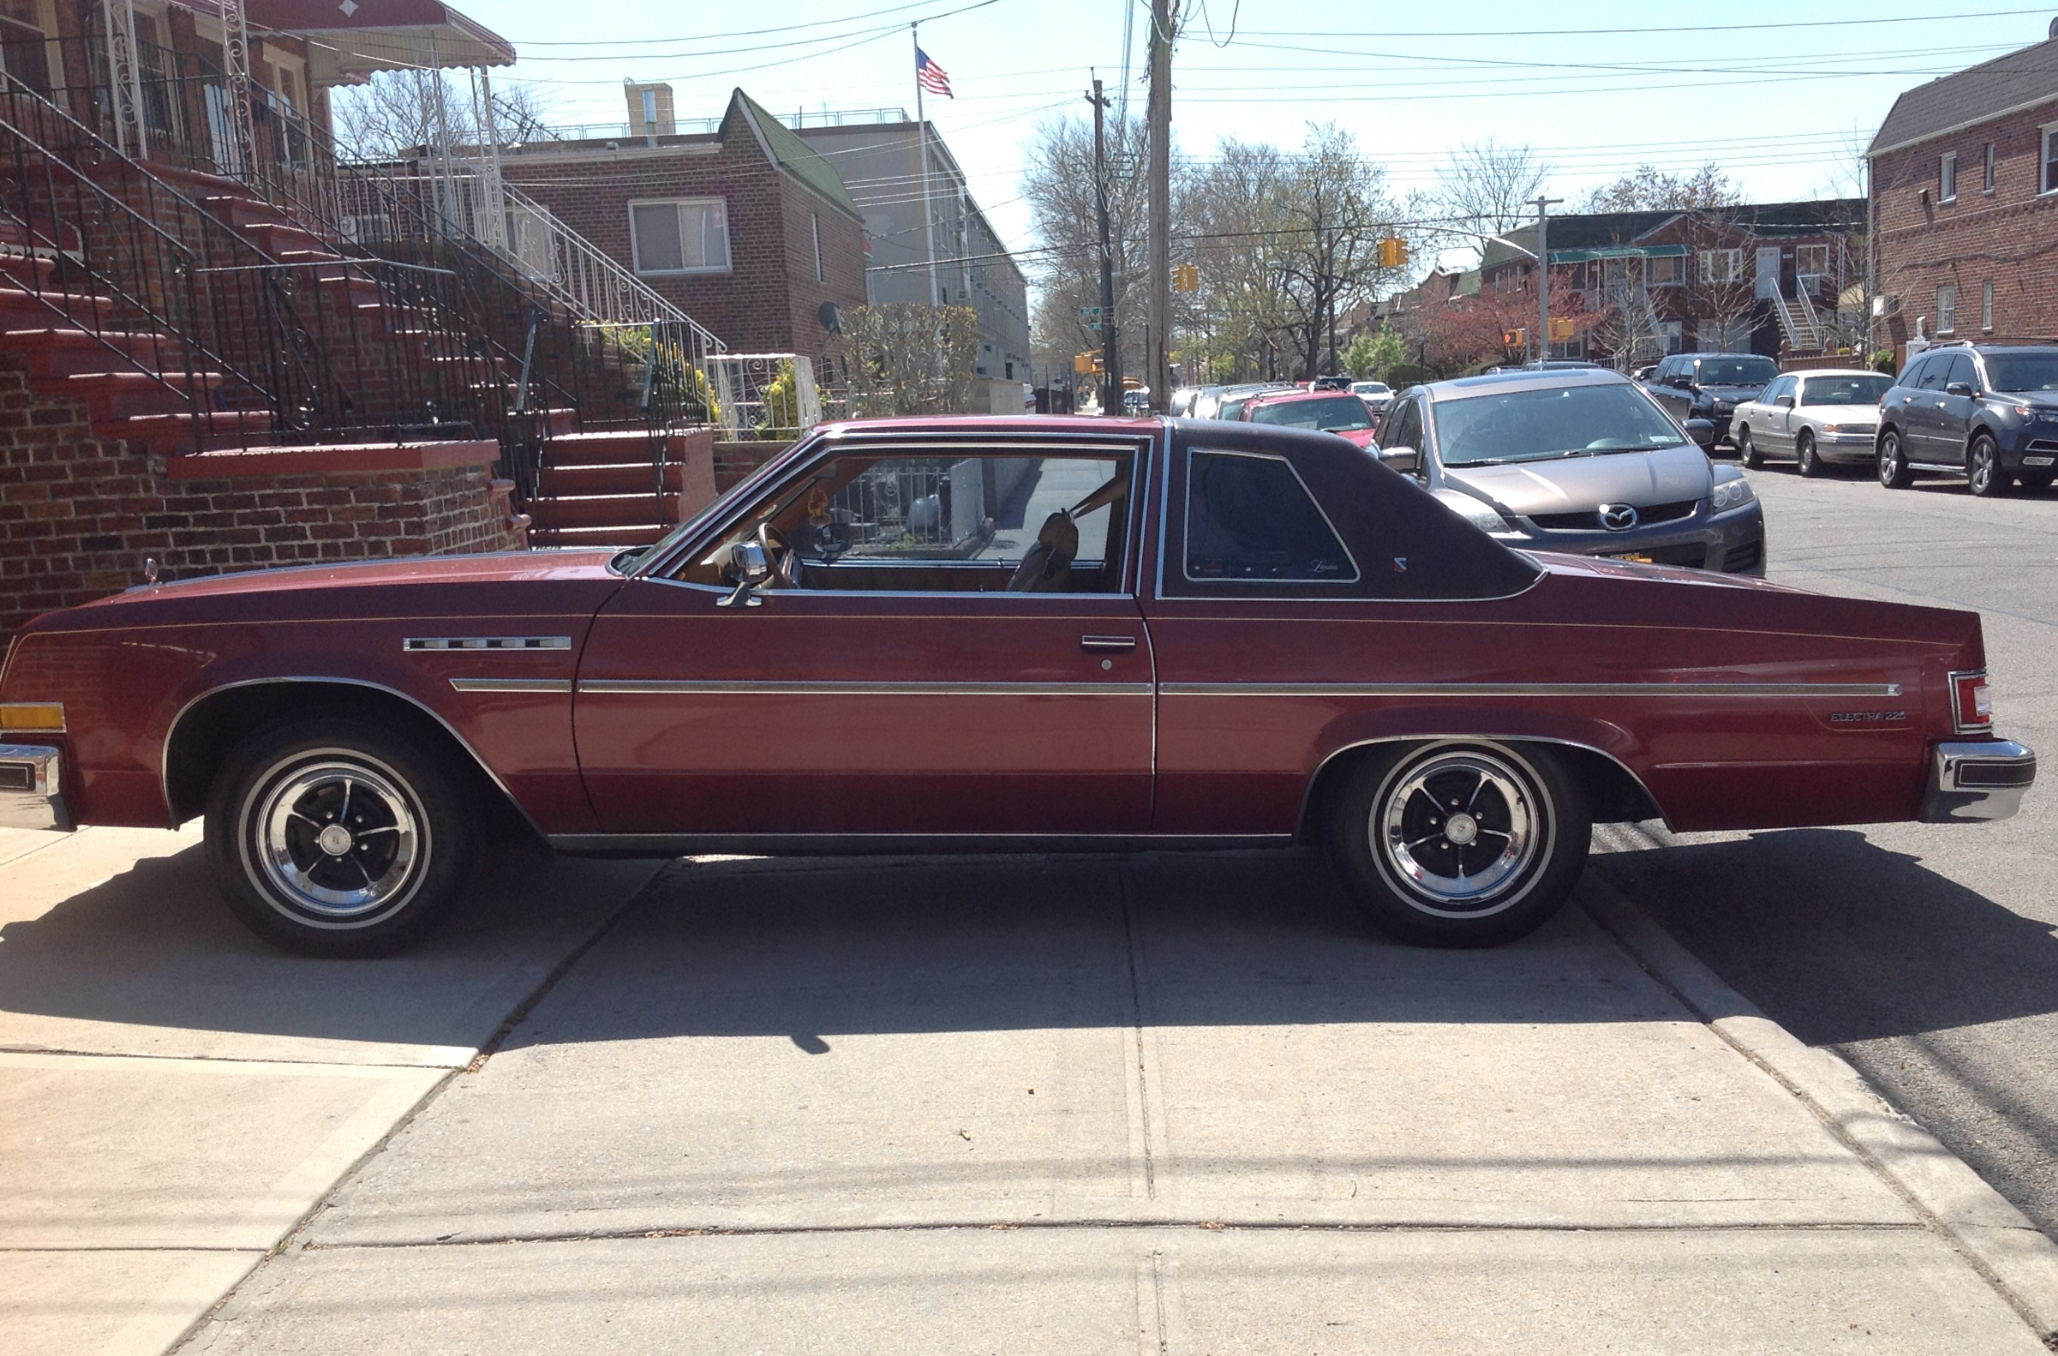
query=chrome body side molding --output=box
[449,678,575,694]
[1164,680,1902,699]
[405,636,571,652]
[547,831,1295,858]
[579,680,1154,697]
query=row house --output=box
[1867,26,2058,366]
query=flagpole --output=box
[913,21,938,307]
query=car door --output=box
[1898,355,1946,460]
[1755,375,1793,453]
[1934,354,1979,466]
[1647,359,1688,421]
[573,436,1158,840]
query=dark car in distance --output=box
[1875,343,2058,497]
[1644,352,1782,448]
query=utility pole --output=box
[1087,76,1118,415]
[1532,194,1562,365]
[1145,0,1176,412]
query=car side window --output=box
[1911,356,1943,390]
[1184,449,1358,583]
[1379,398,1422,452]
[1944,354,1977,392]
[1765,376,1793,402]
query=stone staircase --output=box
[525,428,713,548]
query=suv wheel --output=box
[1877,430,1913,489]
[1967,434,2011,498]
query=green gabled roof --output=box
[722,89,862,219]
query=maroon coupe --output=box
[0,416,2035,955]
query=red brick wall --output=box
[711,439,793,493]
[0,360,524,644]
[1873,104,2058,364]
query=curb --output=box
[1580,873,2058,1345]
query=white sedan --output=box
[1732,369,1895,477]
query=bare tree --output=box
[1272,124,1404,378]
[843,304,982,415]
[1433,139,1551,263]
[1578,162,1742,213]
[1023,109,1152,384]
[332,71,559,162]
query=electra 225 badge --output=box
[1828,710,1908,725]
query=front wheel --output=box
[1968,434,2011,497]
[1737,426,1763,469]
[1796,431,1822,478]
[1878,430,1913,488]
[1324,741,1591,948]
[205,718,481,957]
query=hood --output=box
[81,549,620,607]
[1334,428,1378,450]
[1442,443,1712,516]
[1701,385,1765,400]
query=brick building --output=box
[497,88,867,369]
[1867,30,2058,366]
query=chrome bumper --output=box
[0,744,69,831]
[1920,740,2036,823]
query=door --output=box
[1933,354,1978,466]
[574,441,1157,838]
[1898,354,1947,460]
[1755,246,1782,302]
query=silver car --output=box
[1373,368,1767,575]
[1731,369,1893,477]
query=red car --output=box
[1239,389,1381,448]
[0,416,2035,955]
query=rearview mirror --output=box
[1775,395,1795,409]
[1377,445,1420,474]
[1684,418,1716,449]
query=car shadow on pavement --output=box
[1587,827,2058,1045]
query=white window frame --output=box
[1940,151,1957,203]
[1937,284,1957,335]
[1698,248,1742,285]
[1981,279,1994,332]
[1795,243,1830,279]
[627,197,731,276]
[810,212,823,282]
[2041,125,2058,196]
[1646,254,1683,288]
[1984,142,1997,194]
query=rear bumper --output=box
[1920,740,2036,822]
[0,744,69,831]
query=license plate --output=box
[1608,552,1654,563]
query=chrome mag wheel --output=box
[1374,746,1546,918]
[250,757,425,923]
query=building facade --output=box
[498,89,868,365]
[1868,33,2058,366]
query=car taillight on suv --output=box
[1950,669,1992,733]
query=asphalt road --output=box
[1588,459,2058,1238]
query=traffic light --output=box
[1073,352,1104,374]
[1376,236,1409,269]
[1171,263,1199,292]
[1502,328,1527,348]
[1548,317,1576,342]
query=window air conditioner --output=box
[1871,294,1901,317]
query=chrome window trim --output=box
[1164,680,1900,698]
[548,831,1293,856]
[579,679,1154,697]
[632,576,1141,602]
[160,676,544,836]
[405,636,570,652]
[449,678,575,694]
[1179,446,1362,586]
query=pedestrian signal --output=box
[1548,318,1576,342]
[1502,328,1527,348]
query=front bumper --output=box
[1920,740,2036,822]
[0,744,69,831]
[1509,501,1767,575]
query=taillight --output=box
[1950,670,1992,733]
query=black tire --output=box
[1323,740,1591,948]
[205,717,481,957]
[1796,430,1822,478]
[1967,434,2011,498]
[1736,425,1763,469]
[1878,429,1913,488]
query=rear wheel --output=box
[1968,434,2011,497]
[1324,741,1590,948]
[1736,425,1763,469]
[1878,429,1913,488]
[205,718,481,957]
[1796,430,1822,478]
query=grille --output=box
[1724,540,1763,573]
[2028,439,2058,453]
[1529,499,1698,531]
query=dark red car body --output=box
[0,415,2033,858]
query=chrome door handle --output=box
[1080,635,1137,652]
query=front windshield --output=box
[1248,395,1373,432]
[1698,357,1779,385]
[1432,383,1687,466]
[1803,374,1891,406]
[1983,352,2058,392]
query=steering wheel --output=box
[758,522,802,588]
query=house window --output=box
[1937,284,1957,335]
[1985,142,1997,193]
[810,212,823,282]
[628,198,730,274]
[1657,319,1685,354]
[1940,152,1957,203]
[1647,255,1681,286]
[1796,244,1830,278]
[1982,280,1994,332]
[2042,127,2058,194]
[1698,248,1742,284]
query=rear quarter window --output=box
[1184,450,1357,583]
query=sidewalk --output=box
[4,833,2056,1353]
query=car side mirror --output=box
[1684,418,1716,449]
[1377,445,1420,474]
[1945,381,1974,397]
[1775,395,1795,409]
[718,538,771,608]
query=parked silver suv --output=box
[1374,368,1767,574]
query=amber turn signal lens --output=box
[0,702,65,733]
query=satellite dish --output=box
[817,301,842,334]
[2050,15,2058,39]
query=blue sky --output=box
[481,1,2051,270]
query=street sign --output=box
[1078,306,1103,324]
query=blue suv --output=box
[1876,343,2058,496]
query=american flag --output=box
[916,47,953,98]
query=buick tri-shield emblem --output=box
[1600,503,1639,531]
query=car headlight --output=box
[1434,490,1518,535]
[1713,400,1734,413]
[1711,477,1756,513]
